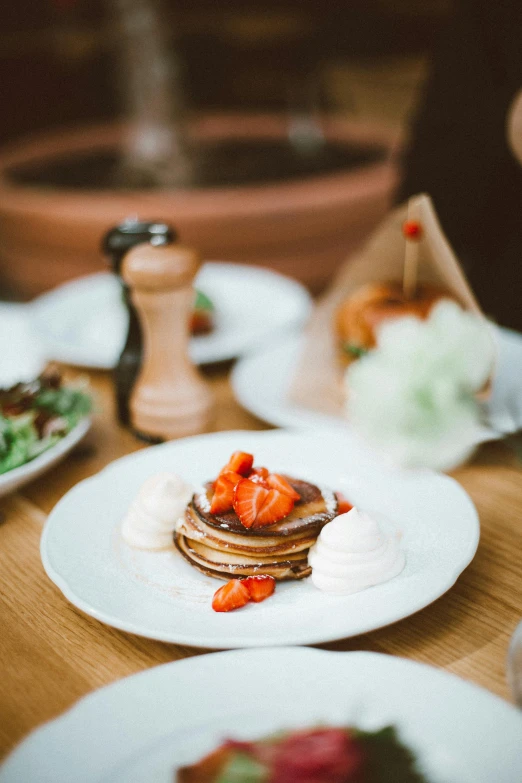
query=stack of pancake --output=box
[175,477,338,581]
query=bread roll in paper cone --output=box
[289,193,485,419]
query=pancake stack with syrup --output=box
[175,451,339,581]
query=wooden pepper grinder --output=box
[102,219,176,426]
[122,242,214,441]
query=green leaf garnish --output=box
[194,289,214,312]
[0,378,92,474]
[355,726,429,782]
[35,387,92,429]
[0,413,38,474]
[343,343,368,358]
[215,752,268,783]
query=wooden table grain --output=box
[1,365,522,759]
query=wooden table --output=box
[1,365,522,759]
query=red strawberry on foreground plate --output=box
[266,473,301,501]
[220,451,254,477]
[233,478,295,529]
[335,491,353,515]
[242,575,276,602]
[212,575,276,612]
[209,471,243,514]
[212,579,250,612]
[250,466,269,480]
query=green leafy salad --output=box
[0,371,92,475]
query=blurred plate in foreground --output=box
[1,648,521,783]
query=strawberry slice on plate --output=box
[210,471,243,514]
[250,466,269,480]
[212,579,250,612]
[249,466,269,487]
[242,575,276,603]
[254,487,294,528]
[233,478,295,529]
[266,473,300,501]
[335,491,353,515]
[232,478,266,528]
[220,451,254,477]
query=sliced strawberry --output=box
[233,478,268,528]
[266,473,300,501]
[335,491,353,515]
[249,469,269,487]
[254,489,294,528]
[212,579,250,612]
[234,478,295,529]
[209,471,243,514]
[242,575,276,603]
[219,451,254,477]
[250,466,269,480]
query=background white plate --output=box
[1,648,521,783]
[41,429,479,648]
[232,332,342,431]
[29,263,312,368]
[0,305,47,388]
[231,327,522,437]
[0,418,91,498]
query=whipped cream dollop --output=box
[121,472,193,549]
[308,507,405,594]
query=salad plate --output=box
[29,263,312,368]
[231,326,522,436]
[0,418,90,498]
[1,647,521,783]
[41,429,479,648]
[0,374,92,498]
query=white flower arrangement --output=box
[344,300,495,471]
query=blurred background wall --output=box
[4,0,522,331]
[0,0,451,146]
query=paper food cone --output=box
[289,193,484,418]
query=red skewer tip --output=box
[402,220,423,239]
[402,220,422,239]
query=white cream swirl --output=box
[121,472,193,549]
[308,507,405,594]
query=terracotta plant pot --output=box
[0,114,399,299]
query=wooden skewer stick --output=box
[402,200,423,300]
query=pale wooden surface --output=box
[1,366,522,759]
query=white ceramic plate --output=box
[41,429,478,648]
[0,304,47,388]
[232,332,342,431]
[0,418,91,498]
[231,327,522,436]
[2,647,521,783]
[29,263,312,368]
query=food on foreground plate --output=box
[0,370,91,475]
[176,724,429,783]
[121,472,194,550]
[175,451,339,582]
[309,507,405,594]
[335,281,452,365]
[212,574,276,612]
